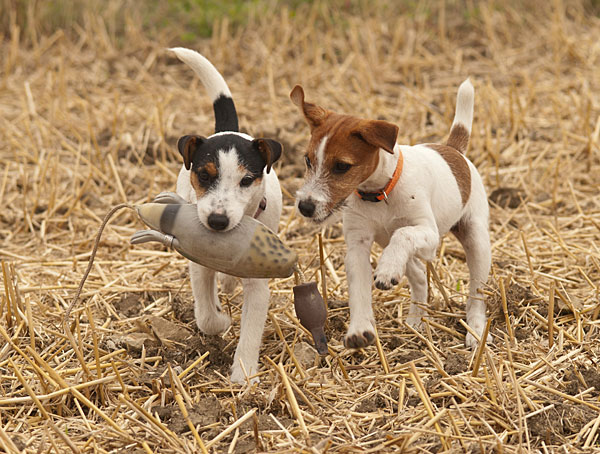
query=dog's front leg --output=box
[230,278,270,384]
[373,221,439,291]
[189,262,231,335]
[344,230,377,348]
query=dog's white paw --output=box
[195,311,231,335]
[405,303,425,329]
[344,319,376,349]
[230,362,259,384]
[465,323,492,349]
[405,313,424,330]
[373,254,405,291]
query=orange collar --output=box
[356,151,403,203]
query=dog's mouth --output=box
[311,199,347,224]
[199,216,244,233]
[207,224,242,233]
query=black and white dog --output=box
[169,48,283,383]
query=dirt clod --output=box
[489,187,525,208]
[444,353,468,375]
[153,395,223,435]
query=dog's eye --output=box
[304,155,311,169]
[240,175,255,187]
[198,170,210,183]
[333,162,352,174]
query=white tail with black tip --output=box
[446,78,474,154]
[169,47,239,133]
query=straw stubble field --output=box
[1,0,600,452]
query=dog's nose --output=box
[207,213,229,231]
[298,199,316,218]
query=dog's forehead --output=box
[307,113,377,165]
[192,133,263,175]
[192,134,249,164]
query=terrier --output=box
[170,47,283,382]
[290,79,491,348]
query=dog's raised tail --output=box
[169,47,239,133]
[447,78,474,154]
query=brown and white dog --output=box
[290,80,492,348]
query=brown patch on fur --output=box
[190,172,206,198]
[446,124,470,154]
[429,144,471,205]
[205,162,217,178]
[354,120,398,154]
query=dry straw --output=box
[1,0,600,452]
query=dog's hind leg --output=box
[218,273,238,294]
[230,278,270,383]
[404,257,428,329]
[452,218,492,347]
[190,262,231,335]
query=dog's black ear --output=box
[253,138,282,174]
[177,135,206,170]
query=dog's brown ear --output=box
[290,85,327,130]
[177,135,206,170]
[290,85,305,108]
[253,138,282,174]
[354,120,398,154]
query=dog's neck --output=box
[356,145,400,193]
